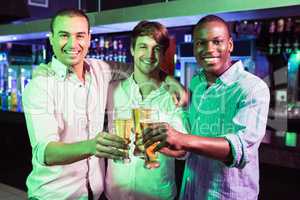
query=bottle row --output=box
[87,36,129,63]
[0,52,33,112]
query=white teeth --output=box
[64,50,79,54]
[142,60,152,64]
[204,57,218,62]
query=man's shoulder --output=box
[22,76,54,105]
[236,70,269,96]
[86,58,110,70]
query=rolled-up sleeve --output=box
[224,80,270,168]
[22,77,60,165]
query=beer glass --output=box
[139,108,160,169]
[132,108,145,158]
[112,109,132,163]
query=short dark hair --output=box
[194,15,231,37]
[131,20,170,54]
[50,9,90,33]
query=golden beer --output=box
[113,119,132,144]
[113,118,133,163]
[140,120,160,169]
[132,108,144,157]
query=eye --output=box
[194,40,205,46]
[213,40,222,45]
[154,46,161,53]
[59,33,68,39]
[138,45,147,49]
[77,34,85,39]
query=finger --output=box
[96,144,127,157]
[103,133,126,143]
[143,126,167,142]
[144,134,166,148]
[97,136,128,149]
[153,141,168,152]
[172,94,179,106]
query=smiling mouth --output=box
[63,49,80,57]
[141,59,156,66]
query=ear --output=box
[49,32,54,46]
[229,37,234,53]
[87,33,91,48]
[130,45,134,56]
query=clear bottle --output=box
[7,67,18,111]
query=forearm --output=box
[45,139,96,166]
[174,134,231,162]
[159,147,186,158]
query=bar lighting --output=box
[285,131,297,147]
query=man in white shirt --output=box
[23,9,186,200]
[23,9,129,200]
[105,21,187,200]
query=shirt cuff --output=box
[33,137,58,166]
[176,151,190,160]
[224,133,248,168]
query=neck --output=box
[204,72,217,87]
[205,59,232,86]
[72,61,85,82]
[133,67,161,98]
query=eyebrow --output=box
[57,31,87,35]
[196,36,226,40]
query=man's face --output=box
[193,21,233,75]
[49,15,91,68]
[131,35,163,75]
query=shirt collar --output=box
[51,56,68,80]
[197,60,244,86]
[126,73,166,99]
[219,60,244,86]
[51,56,91,81]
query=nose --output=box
[146,48,156,60]
[205,41,214,53]
[66,36,77,47]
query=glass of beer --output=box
[132,108,145,158]
[140,108,161,169]
[112,109,132,163]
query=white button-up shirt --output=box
[105,74,187,200]
[23,57,112,200]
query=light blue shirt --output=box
[180,61,270,200]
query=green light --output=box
[296,50,300,62]
[288,51,300,72]
[285,131,297,147]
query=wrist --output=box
[88,137,97,156]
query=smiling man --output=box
[22,9,129,200]
[105,21,187,200]
[144,15,270,200]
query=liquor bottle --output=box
[275,18,285,54]
[253,21,262,36]
[99,37,105,60]
[292,18,300,53]
[7,67,17,112]
[268,20,276,55]
[104,38,110,61]
[283,18,293,54]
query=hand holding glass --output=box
[112,109,132,163]
[140,108,160,169]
